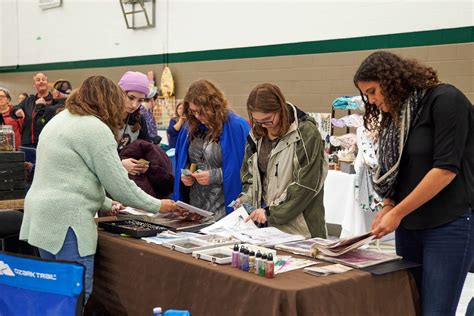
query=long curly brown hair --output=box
[353,51,440,131]
[184,80,228,142]
[66,76,126,141]
[246,83,291,139]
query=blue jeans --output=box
[396,210,474,316]
[38,228,94,303]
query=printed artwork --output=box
[153,97,176,129]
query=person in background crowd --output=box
[235,83,328,238]
[17,92,28,105]
[173,79,250,220]
[354,51,473,316]
[10,72,60,148]
[167,101,185,149]
[0,87,23,150]
[140,91,159,142]
[19,76,183,302]
[117,71,151,175]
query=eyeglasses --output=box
[252,113,277,126]
[127,94,145,103]
[188,107,203,116]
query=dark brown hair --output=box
[353,51,440,131]
[246,83,290,139]
[66,76,126,141]
[174,101,184,120]
[184,80,228,141]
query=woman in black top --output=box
[354,51,473,316]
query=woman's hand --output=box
[159,199,187,216]
[192,171,210,185]
[371,205,393,230]
[104,201,125,216]
[371,208,402,239]
[181,175,195,186]
[245,208,267,224]
[122,158,149,175]
[232,198,242,210]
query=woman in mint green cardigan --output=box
[19,76,181,302]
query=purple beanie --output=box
[118,71,150,96]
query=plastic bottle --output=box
[153,307,163,316]
[248,250,255,273]
[164,310,191,316]
[238,245,245,269]
[255,251,262,275]
[242,248,250,272]
[231,244,239,268]
[259,254,267,277]
[265,253,274,278]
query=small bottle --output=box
[259,254,267,277]
[254,251,262,275]
[242,248,250,272]
[231,244,239,268]
[265,253,275,278]
[238,245,245,269]
[153,307,163,316]
[248,250,255,273]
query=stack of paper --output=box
[201,207,305,247]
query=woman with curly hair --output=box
[354,51,473,316]
[19,76,182,302]
[173,79,250,220]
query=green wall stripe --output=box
[0,26,472,73]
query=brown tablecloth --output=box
[87,231,419,316]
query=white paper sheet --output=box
[200,206,257,234]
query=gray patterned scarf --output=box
[372,90,426,198]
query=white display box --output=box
[192,247,233,264]
[162,234,239,254]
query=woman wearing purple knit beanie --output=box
[118,71,151,175]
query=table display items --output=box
[316,249,401,269]
[142,232,200,245]
[118,206,215,232]
[192,246,234,264]
[201,206,305,246]
[275,232,374,257]
[162,234,239,254]
[304,263,353,277]
[98,219,168,238]
[0,151,26,201]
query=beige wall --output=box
[0,43,472,118]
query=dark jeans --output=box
[396,210,474,316]
[38,228,94,303]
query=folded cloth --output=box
[329,133,357,149]
[332,96,363,110]
[331,118,346,128]
[341,114,363,128]
[119,140,174,198]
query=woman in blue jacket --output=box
[173,80,250,220]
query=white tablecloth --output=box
[323,170,370,238]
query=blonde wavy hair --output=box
[66,76,126,141]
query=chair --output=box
[0,251,85,316]
[0,210,23,252]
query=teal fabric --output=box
[20,110,162,257]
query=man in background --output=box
[10,72,61,148]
